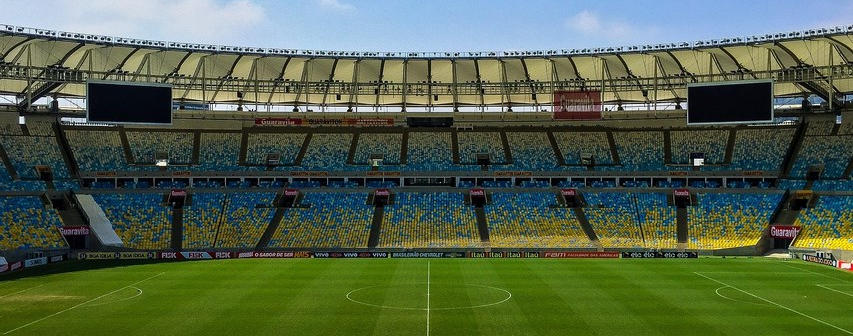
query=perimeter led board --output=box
[86,81,173,125]
[687,80,773,125]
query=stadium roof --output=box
[1,23,852,110]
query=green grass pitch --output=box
[1,258,852,336]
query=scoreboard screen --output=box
[87,81,173,125]
[687,80,773,125]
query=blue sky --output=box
[1,0,851,52]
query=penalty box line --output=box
[694,272,852,335]
[3,272,166,335]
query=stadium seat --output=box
[353,133,403,165]
[687,193,782,249]
[269,192,373,248]
[486,192,594,248]
[794,195,853,250]
[379,192,480,248]
[126,131,193,164]
[0,196,67,250]
[457,132,506,165]
[93,193,173,249]
[246,133,305,166]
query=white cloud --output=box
[315,0,354,12]
[565,10,652,42]
[45,0,268,44]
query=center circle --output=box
[346,283,512,311]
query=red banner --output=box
[674,189,690,197]
[59,226,90,236]
[170,189,187,197]
[375,189,390,197]
[284,189,299,196]
[769,225,800,239]
[561,189,577,197]
[237,251,310,258]
[552,91,602,120]
[255,118,303,126]
[470,188,485,197]
[541,251,620,258]
[343,118,394,126]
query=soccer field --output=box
[1,258,851,336]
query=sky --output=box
[0,0,851,52]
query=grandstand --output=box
[0,22,850,264]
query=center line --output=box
[426,260,431,336]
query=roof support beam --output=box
[373,59,385,110]
[320,58,339,109]
[266,57,292,106]
[451,59,459,111]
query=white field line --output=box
[694,272,852,335]
[3,272,165,335]
[0,285,44,299]
[816,284,853,298]
[426,261,430,336]
[785,263,853,283]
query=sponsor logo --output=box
[215,252,232,259]
[794,190,813,199]
[802,254,838,267]
[742,171,764,176]
[182,252,213,259]
[160,252,179,259]
[24,257,48,268]
[342,118,394,127]
[289,171,329,177]
[492,171,533,177]
[673,189,690,197]
[59,226,90,236]
[560,189,576,197]
[242,251,310,258]
[170,189,187,197]
[470,189,485,197]
[255,117,303,126]
[769,225,800,239]
[284,189,299,196]
[120,252,155,260]
[390,252,459,258]
[365,171,401,177]
[375,189,391,197]
[78,252,117,260]
[10,261,22,271]
[552,90,602,120]
[668,171,688,176]
[95,171,117,177]
[171,171,192,177]
[49,255,65,263]
[542,251,620,258]
[621,252,698,259]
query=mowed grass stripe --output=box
[0,258,851,336]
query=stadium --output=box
[1,10,853,336]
